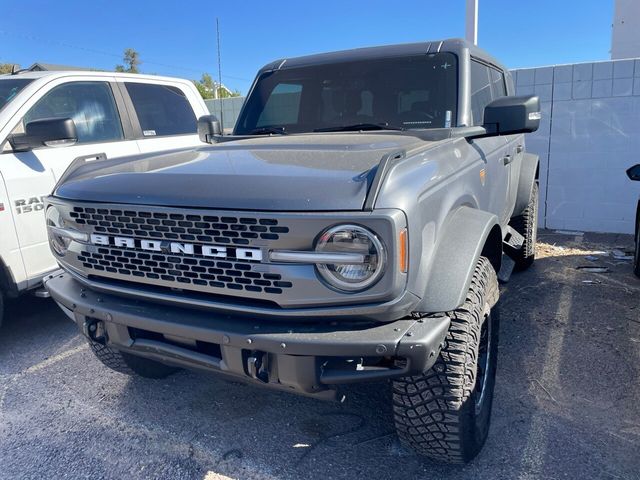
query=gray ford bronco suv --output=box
[44,39,540,463]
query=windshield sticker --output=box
[143,130,157,136]
[445,110,452,128]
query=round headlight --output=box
[46,206,69,256]
[315,224,386,292]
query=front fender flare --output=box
[415,206,501,313]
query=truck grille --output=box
[69,206,289,246]
[76,246,292,294]
[68,206,295,296]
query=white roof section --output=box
[0,70,195,85]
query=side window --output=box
[470,61,492,126]
[125,83,197,136]
[490,68,507,99]
[256,83,302,127]
[23,82,123,143]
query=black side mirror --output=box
[482,95,541,136]
[9,117,77,152]
[198,115,222,144]
[627,164,640,181]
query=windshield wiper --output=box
[314,122,405,133]
[248,126,288,135]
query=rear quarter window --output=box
[125,82,197,137]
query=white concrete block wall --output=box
[514,59,640,234]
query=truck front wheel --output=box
[392,256,499,464]
[88,339,179,379]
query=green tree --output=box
[193,73,216,99]
[194,73,242,99]
[115,48,141,73]
[0,63,18,74]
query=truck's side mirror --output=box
[9,117,78,152]
[627,164,640,181]
[198,115,222,144]
[482,95,541,136]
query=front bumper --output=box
[45,272,450,400]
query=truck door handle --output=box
[502,155,513,165]
[516,145,524,154]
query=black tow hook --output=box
[83,318,107,345]
[246,351,269,383]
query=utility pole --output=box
[466,0,478,45]
[216,18,224,128]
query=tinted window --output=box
[236,53,458,134]
[256,83,302,127]
[125,83,196,136]
[0,79,33,112]
[24,82,123,143]
[470,61,492,125]
[490,68,506,98]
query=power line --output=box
[0,29,252,83]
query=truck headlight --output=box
[315,224,386,292]
[46,206,70,256]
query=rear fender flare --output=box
[513,153,539,217]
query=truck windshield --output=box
[0,78,33,113]
[235,52,458,135]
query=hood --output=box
[55,134,428,211]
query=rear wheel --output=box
[88,339,179,379]
[633,216,640,278]
[0,289,4,331]
[392,256,500,464]
[510,182,539,271]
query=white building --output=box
[611,0,640,59]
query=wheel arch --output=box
[0,257,18,298]
[414,206,501,313]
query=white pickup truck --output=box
[0,70,209,327]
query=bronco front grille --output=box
[77,246,293,295]
[69,206,289,246]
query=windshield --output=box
[0,78,33,113]
[235,52,458,135]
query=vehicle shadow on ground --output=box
[0,296,79,374]
[111,238,640,479]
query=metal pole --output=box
[466,0,478,45]
[216,18,224,129]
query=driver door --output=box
[1,78,139,284]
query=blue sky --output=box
[1,0,613,94]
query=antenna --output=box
[216,18,224,130]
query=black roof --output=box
[259,38,507,74]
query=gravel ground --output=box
[1,230,639,480]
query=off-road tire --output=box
[88,340,179,379]
[392,256,500,464]
[0,289,4,330]
[633,219,640,278]
[509,182,539,271]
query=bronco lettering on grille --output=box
[89,234,263,261]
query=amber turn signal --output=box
[399,228,408,273]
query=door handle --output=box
[502,155,513,166]
[516,145,524,154]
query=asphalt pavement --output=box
[1,230,639,480]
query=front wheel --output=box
[392,256,500,464]
[88,339,179,379]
